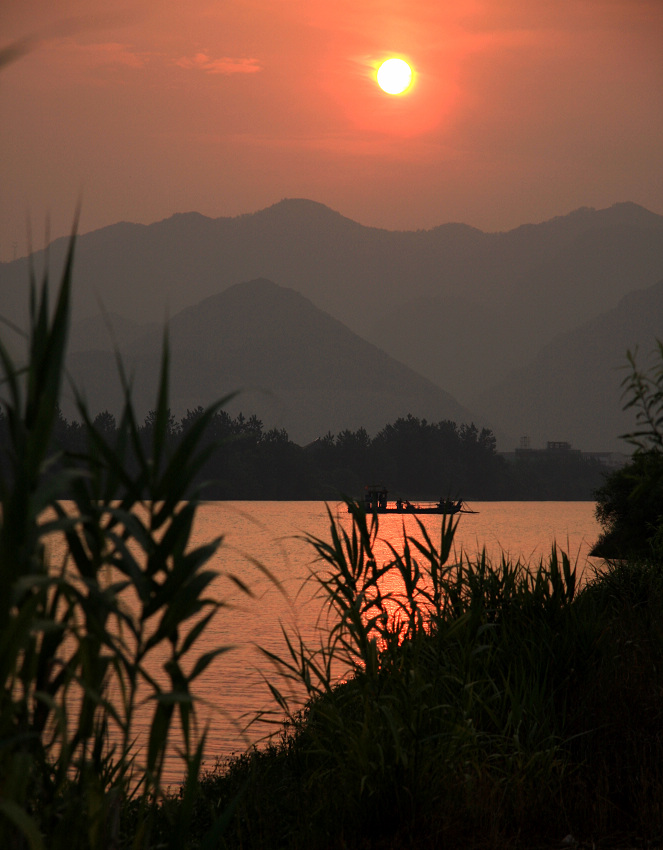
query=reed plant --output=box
[264,505,583,841]
[193,502,663,849]
[0,235,239,849]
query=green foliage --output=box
[0,237,235,848]
[621,340,663,452]
[593,451,663,557]
[223,505,585,846]
[593,342,663,557]
[188,505,663,849]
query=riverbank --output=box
[139,508,663,849]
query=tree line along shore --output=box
[0,404,610,501]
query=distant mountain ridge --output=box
[2,199,660,336]
[2,198,662,450]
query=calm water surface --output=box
[49,500,603,785]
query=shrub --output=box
[592,342,663,558]
[185,502,663,849]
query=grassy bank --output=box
[163,507,663,849]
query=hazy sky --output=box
[1,0,662,260]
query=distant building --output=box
[512,438,580,460]
[499,436,628,468]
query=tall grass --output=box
[0,236,240,849]
[259,504,582,841]
[191,504,663,849]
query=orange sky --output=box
[1,0,662,260]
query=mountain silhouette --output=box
[2,198,660,336]
[471,277,663,452]
[64,279,478,445]
[2,198,661,448]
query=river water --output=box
[46,500,603,786]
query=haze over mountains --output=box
[473,277,663,452]
[66,280,474,445]
[1,199,661,451]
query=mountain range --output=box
[1,199,662,451]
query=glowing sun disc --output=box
[377,58,412,95]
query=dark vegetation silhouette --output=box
[0,236,239,849]
[0,406,607,501]
[592,342,663,558]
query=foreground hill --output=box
[471,278,663,453]
[64,279,478,445]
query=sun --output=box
[376,58,413,95]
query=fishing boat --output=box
[359,486,473,515]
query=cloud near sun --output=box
[175,53,262,75]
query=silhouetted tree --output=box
[93,410,116,436]
[0,401,602,500]
[593,342,663,557]
[143,408,178,438]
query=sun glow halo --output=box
[376,58,413,95]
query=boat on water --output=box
[359,486,473,515]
